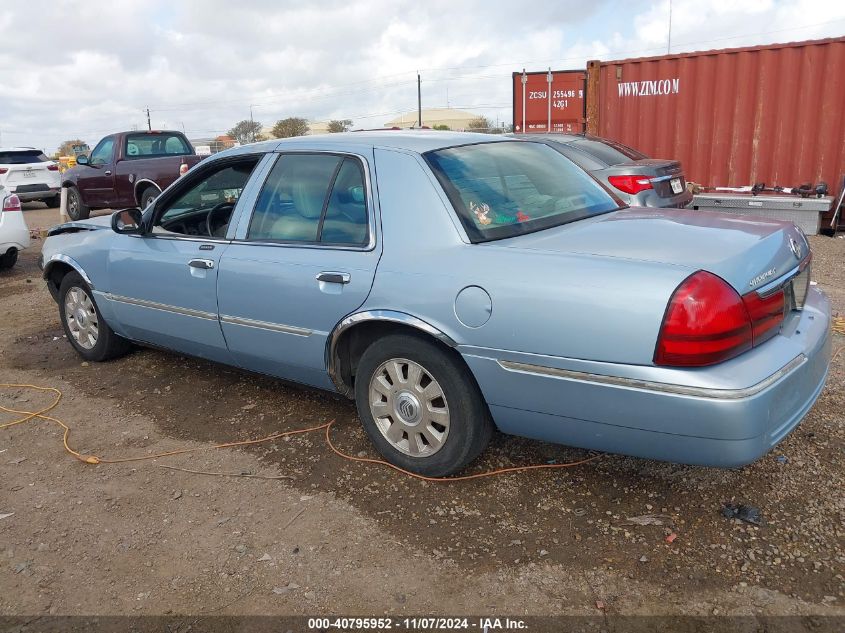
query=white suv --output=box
[0,190,30,270]
[0,148,62,208]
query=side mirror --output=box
[75,154,89,165]
[111,208,144,234]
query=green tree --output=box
[466,116,493,133]
[227,120,264,145]
[271,117,310,138]
[327,119,353,133]
[57,139,88,156]
[432,124,450,131]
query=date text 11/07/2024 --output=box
[306,617,528,630]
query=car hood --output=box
[47,215,112,236]
[488,207,809,293]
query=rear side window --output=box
[570,138,647,165]
[248,154,368,245]
[124,133,191,159]
[0,150,50,164]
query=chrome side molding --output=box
[497,354,807,400]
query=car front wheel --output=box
[354,333,493,477]
[66,187,90,221]
[58,272,130,361]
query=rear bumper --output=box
[633,187,693,209]
[12,185,61,201]
[462,287,831,467]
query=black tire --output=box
[66,187,90,221]
[354,333,493,477]
[58,272,131,362]
[139,186,160,209]
[0,248,17,270]
[45,194,61,209]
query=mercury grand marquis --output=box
[40,132,831,476]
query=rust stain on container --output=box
[587,37,845,189]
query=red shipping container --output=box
[585,37,845,191]
[512,70,585,133]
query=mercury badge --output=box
[789,237,803,260]
[749,268,777,288]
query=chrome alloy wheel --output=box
[64,286,99,350]
[368,358,450,457]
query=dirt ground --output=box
[1,203,844,622]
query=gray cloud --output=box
[0,0,842,151]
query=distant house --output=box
[383,108,483,131]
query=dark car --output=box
[520,133,693,208]
[62,130,204,220]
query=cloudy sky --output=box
[1,0,843,152]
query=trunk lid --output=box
[488,207,809,294]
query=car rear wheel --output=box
[140,186,160,209]
[66,187,90,221]
[0,248,18,270]
[354,333,493,477]
[58,272,130,361]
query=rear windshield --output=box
[124,133,191,159]
[569,138,647,165]
[425,141,620,243]
[0,150,50,164]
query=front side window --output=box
[89,138,115,165]
[425,141,620,242]
[248,153,368,245]
[154,159,259,237]
[125,133,191,159]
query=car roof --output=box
[216,130,512,159]
[0,147,41,152]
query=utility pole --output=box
[667,0,673,54]
[521,69,527,134]
[417,73,422,128]
[146,107,152,131]
[547,67,553,133]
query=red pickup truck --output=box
[61,130,203,220]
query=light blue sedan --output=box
[40,132,831,476]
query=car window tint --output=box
[551,143,605,171]
[570,138,647,165]
[89,138,114,165]
[425,141,619,243]
[156,161,258,232]
[320,159,368,245]
[0,150,50,164]
[248,154,342,242]
[125,133,191,158]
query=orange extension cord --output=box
[0,383,599,482]
[2,323,842,482]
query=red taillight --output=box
[742,288,785,346]
[0,167,8,175]
[608,174,653,195]
[47,164,59,171]
[2,194,22,213]
[654,271,752,367]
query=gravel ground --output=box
[1,203,843,622]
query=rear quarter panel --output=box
[366,148,693,366]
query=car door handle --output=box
[316,271,350,284]
[104,170,112,176]
[188,258,215,270]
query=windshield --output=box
[425,141,620,242]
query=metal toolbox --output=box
[691,193,833,235]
